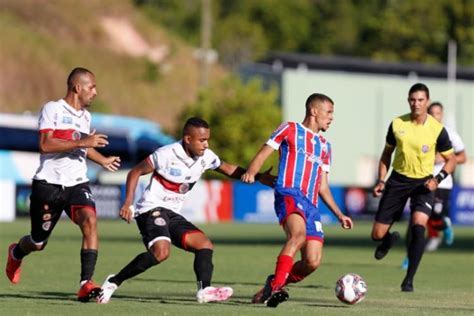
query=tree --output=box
[176,75,282,178]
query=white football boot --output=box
[196,286,233,303]
[98,274,118,304]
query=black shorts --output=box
[29,180,96,243]
[431,188,451,220]
[136,207,202,250]
[375,171,434,224]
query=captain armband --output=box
[434,170,448,184]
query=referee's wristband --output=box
[434,170,448,184]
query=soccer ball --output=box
[335,273,367,305]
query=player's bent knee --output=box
[288,234,306,248]
[305,258,321,271]
[150,246,170,262]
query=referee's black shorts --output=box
[375,171,435,224]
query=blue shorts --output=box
[274,187,324,243]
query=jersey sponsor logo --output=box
[297,148,322,164]
[42,221,52,231]
[43,204,49,211]
[163,196,186,203]
[154,217,166,226]
[170,168,182,176]
[152,210,161,217]
[42,213,51,221]
[62,116,73,124]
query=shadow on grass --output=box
[134,277,331,290]
[99,235,474,252]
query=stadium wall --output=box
[8,180,474,226]
[282,70,474,186]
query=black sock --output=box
[12,244,28,260]
[110,251,159,286]
[194,249,213,290]
[80,249,98,282]
[406,225,426,281]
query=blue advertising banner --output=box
[233,183,342,224]
[451,187,474,225]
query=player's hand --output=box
[339,215,353,230]
[101,156,121,172]
[119,203,135,224]
[82,129,109,148]
[257,166,276,187]
[424,178,438,192]
[241,172,256,184]
[373,182,385,197]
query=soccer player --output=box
[98,117,274,304]
[241,93,353,308]
[5,67,121,302]
[372,83,456,292]
[425,102,466,250]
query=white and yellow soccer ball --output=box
[335,273,367,305]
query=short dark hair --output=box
[408,83,429,98]
[428,101,443,114]
[305,93,334,114]
[67,67,94,90]
[183,117,209,136]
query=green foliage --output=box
[176,76,282,179]
[213,15,268,68]
[136,0,474,66]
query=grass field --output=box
[0,219,473,315]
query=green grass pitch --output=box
[1,219,473,315]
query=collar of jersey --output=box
[172,141,200,168]
[297,122,320,136]
[59,99,86,118]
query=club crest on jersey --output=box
[201,160,206,167]
[421,145,429,153]
[42,213,51,221]
[72,130,81,140]
[154,217,166,226]
[179,183,190,193]
[152,210,161,217]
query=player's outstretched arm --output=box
[39,129,109,154]
[87,148,121,172]
[319,172,353,230]
[241,144,275,184]
[217,162,276,187]
[120,159,154,223]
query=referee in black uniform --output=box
[371,83,456,292]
